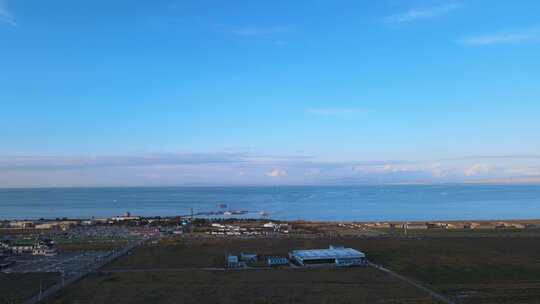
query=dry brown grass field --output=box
[44,231,540,304]
[47,268,436,304]
[0,273,59,303]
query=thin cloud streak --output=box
[0,152,318,171]
[1,153,539,187]
[384,3,461,23]
[0,153,252,170]
[461,28,540,45]
[469,154,540,160]
[0,0,16,26]
[464,163,495,176]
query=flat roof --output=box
[291,247,365,260]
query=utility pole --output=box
[404,222,408,236]
[38,279,43,300]
[190,208,195,233]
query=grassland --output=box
[0,273,59,304]
[48,268,435,304]
[39,226,540,304]
[362,237,540,303]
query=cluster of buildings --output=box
[2,220,79,230]
[345,221,533,230]
[262,222,290,233]
[0,212,184,234]
[226,253,290,268]
[0,212,148,230]
[207,222,290,236]
[226,245,366,268]
[110,212,141,222]
[0,239,57,257]
[209,223,250,236]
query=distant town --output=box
[2,210,538,268]
[2,212,540,303]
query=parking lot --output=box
[2,251,113,277]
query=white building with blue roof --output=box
[289,245,366,267]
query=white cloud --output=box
[353,163,446,178]
[460,28,540,46]
[265,169,287,177]
[430,166,445,178]
[2,153,540,187]
[307,107,370,116]
[464,164,494,176]
[353,164,416,174]
[0,0,16,26]
[385,3,461,23]
[506,166,540,177]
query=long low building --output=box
[289,245,366,267]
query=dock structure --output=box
[289,245,366,267]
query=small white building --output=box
[263,222,276,228]
[227,255,240,268]
[32,245,57,256]
[240,252,257,262]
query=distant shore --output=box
[3,216,540,233]
[2,216,540,222]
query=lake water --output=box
[1,185,539,221]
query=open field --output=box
[47,268,435,304]
[6,223,540,304]
[377,227,540,238]
[362,237,540,303]
[97,234,540,303]
[0,273,59,303]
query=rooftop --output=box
[291,246,365,260]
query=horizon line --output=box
[1,182,540,190]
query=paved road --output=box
[367,261,456,304]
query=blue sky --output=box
[1,0,540,187]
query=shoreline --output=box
[3,216,540,231]
[2,216,540,222]
[2,183,540,190]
